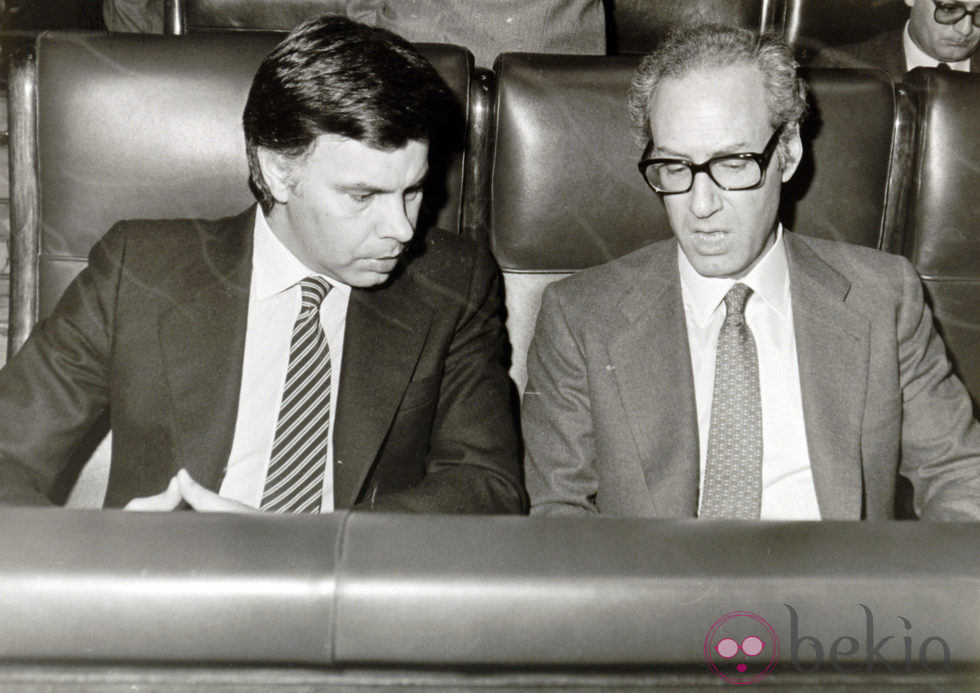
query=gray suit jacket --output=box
[522,232,980,520]
[812,29,980,81]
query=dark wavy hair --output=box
[243,15,455,212]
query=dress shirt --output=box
[904,20,972,71]
[679,226,821,520]
[220,210,350,511]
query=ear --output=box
[256,147,294,205]
[779,126,804,183]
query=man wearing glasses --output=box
[816,0,980,78]
[521,24,980,520]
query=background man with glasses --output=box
[521,24,980,520]
[816,0,980,78]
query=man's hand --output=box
[124,469,261,514]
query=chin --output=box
[347,271,393,288]
[689,257,749,279]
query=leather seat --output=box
[903,67,980,409]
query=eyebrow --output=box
[652,142,755,160]
[337,176,425,195]
[337,170,429,195]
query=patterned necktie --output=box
[699,282,763,519]
[937,62,952,71]
[261,276,333,513]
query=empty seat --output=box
[903,68,980,408]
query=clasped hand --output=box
[124,468,260,513]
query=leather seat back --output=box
[785,67,912,253]
[903,68,980,407]
[490,53,659,394]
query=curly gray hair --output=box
[627,24,808,166]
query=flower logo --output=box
[704,611,780,684]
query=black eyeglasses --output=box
[933,0,980,27]
[637,126,784,195]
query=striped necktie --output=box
[261,276,333,513]
[699,282,763,519]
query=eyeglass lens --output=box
[934,1,980,27]
[648,158,763,193]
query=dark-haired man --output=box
[815,0,980,78]
[0,16,525,514]
[522,24,980,520]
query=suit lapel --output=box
[332,271,434,508]
[785,233,869,519]
[158,209,253,491]
[608,240,700,517]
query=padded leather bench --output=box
[0,508,975,678]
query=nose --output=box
[689,169,723,219]
[954,13,975,35]
[378,195,416,244]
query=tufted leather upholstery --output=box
[903,68,980,409]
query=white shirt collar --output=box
[904,19,972,71]
[252,208,351,300]
[678,223,790,326]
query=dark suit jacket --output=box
[812,29,980,80]
[522,232,980,520]
[0,207,526,513]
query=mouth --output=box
[369,256,401,272]
[693,229,728,238]
[943,38,975,48]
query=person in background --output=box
[103,0,606,69]
[815,0,980,78]
[522,24,980,520]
